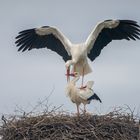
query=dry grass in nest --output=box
[0,104,139,140]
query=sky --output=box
[0,0,140,116]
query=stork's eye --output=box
[74,72,79,76]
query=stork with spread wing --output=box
[15,20,140,86]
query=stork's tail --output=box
[87,93,102,103]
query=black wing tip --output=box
[15,28,36,41]
[119,19,140,40]
[15,28,36,51]
[119,19,140,27]
[17,47,29,52]
[88,93,102,103]
[119,19,137,23]
[18,28,35,34]
[17,48,22,52]
[104,19,140,28]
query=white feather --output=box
[36,27,72,55]
[85,20,120,53]
[66,73,94,105]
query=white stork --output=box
[66,72,101,116]
[15,19,140,86]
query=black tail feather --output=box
[87,93,102,103]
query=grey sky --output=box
[0,0,140,115]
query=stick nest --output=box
[0,107,139,140]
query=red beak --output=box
[66,68,75,82]
[68,73,75,77]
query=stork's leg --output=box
[66,67,70,82]
[76,104,80,117]
[83,104,86,115]
[73,65,76,73]
[81,67,84,87]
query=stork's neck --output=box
[71,76,80,85]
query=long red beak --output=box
[66,68,75,82]
[68,73,75,77]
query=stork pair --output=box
[15,19,140,115]
[66,71,102,116]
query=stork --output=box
[15,19,140,86]
[66,72,102,116]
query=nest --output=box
[0,106,139,140]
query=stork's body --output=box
[66,44,92,84]
[66,72,101,116]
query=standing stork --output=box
[15,20,140,86]
[66,72,102,116]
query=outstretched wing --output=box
[15,26,72,62]
[85,20,140,61]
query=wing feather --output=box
[86,20,140,61]
[15,26,72,62]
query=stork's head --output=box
[72,72,80,77]
[65,71,79,82]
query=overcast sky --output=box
[0,0,140,116]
